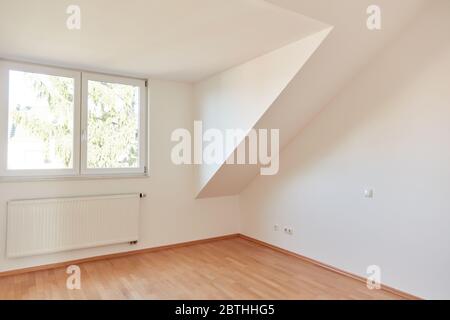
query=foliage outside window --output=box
[0,61,147,178]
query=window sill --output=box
[0,173,149,183]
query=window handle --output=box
[81,129,87,142]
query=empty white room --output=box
[0,0,449,308]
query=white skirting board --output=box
[6,194,140,258]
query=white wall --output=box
[0,80,240,272]
[194,29,331,196]
[193,0,430,199]
[240,0,450,300]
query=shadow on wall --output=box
[281,2,450,180]
[241,0,450,300]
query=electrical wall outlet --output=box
[274,224,280,231]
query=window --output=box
[81,73,146,174]
[0,61,147,178]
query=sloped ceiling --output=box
[195,28,332,197]
[0,0,327,82]
[196,0,430,198]
[0,0,430,198]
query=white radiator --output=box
[6,194,141,258]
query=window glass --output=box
[7,70,74,170]
[86,80,140,169]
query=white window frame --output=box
[0,61,81,177]
[0,60,148,180]
[81,72,147,175]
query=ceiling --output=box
[0,0,328,82]
[196,0,431,197]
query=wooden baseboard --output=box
[0,234,240,277]
[238,234,422,300]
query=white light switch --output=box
[364,189,374,198]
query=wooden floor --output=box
[0,237,402,300]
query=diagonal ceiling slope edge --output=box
[195,27,333,198]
